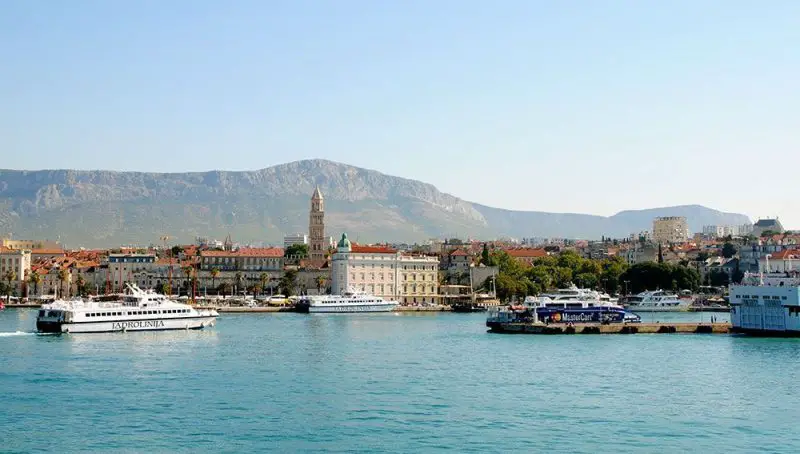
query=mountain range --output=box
[0,159,751,248]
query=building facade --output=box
[331,233,439,304]
[284,233,308,249]
[309,187,326,265]
[200,248,284,272]
[652,216,690,244]
[0,248,32,293]
[752,218,784,237]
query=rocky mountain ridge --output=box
[0,159,751,247]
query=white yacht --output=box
[730,272,800,336]
[541,285,605,303]
[623,290,691,312]
[297,289,399,313]
[36,284,219,333]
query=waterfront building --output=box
[284,233,308,249]
[331,233,439,305]
[108,253,157,290]
[652,216,690,244]
[199,248,284,272]
[0,247,31,293]
[308,186,326,266]
[442,249,472,278]
[752,218,784,237]
[758,249,800,273]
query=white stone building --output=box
[0,247,32,293]
[284,233,308,249]
[331,233,439,305]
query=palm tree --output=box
[251,283,262,298]
[4,269,16,301]
[28,270,41,298]
[75,274,87,297]
[315,275,326,294]
[210,267,220,294]
[234,272,243,296]
[259,273,269,297]
[57,268,69,298]
[182,266,194,297]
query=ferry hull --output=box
[37,316,217,334]
[622,306,690,312]
[309,304,397,313]
[730,327,800,337]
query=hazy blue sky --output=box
[2,1,798,227]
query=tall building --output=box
[308,186,326,264]
[652,216,690,244]
[283,233,308,249]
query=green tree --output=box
[696,251,710,262]
[171,245,183,257]
[234,272,243,295]
[285,243,309,258]
[481,243,491,265]
[279,270,298,296]
[160,282,170,295]
[4,269,16,300]
[210,267,220,292]
[709,269,730,287]
[260,273,270,294]
[315,274,326,294]
[575,272,599,289]
[28,270,41,297]
[722,242,737,259]
[75,274,88,297]
[57,268,69,298]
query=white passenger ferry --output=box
[296,289,399,313]
[36,284,219,333]
[623,290,691,312]
[730,272,800,336]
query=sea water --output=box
[1,309,798,453]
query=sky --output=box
[1,0,798,228]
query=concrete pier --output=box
[488,322,731,334]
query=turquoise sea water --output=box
[1,309,799,453]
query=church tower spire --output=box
[309,186,326,265]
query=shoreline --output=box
[2,303,454,313]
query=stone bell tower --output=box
[309,186,326,265]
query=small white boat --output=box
[623,290,691,312]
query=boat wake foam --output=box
[0,331,57,337]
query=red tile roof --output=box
[768,249,800,260]
[200,247,284,258]
[351,245,396,254]
[450,249,469,257]
[31,248,66,255]
[504,248,548,258]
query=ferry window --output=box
[783,297,788,300]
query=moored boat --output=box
[623,290,691,312]
[296,289,399,313]
[730,271,800,336]
[487,295,640,331]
